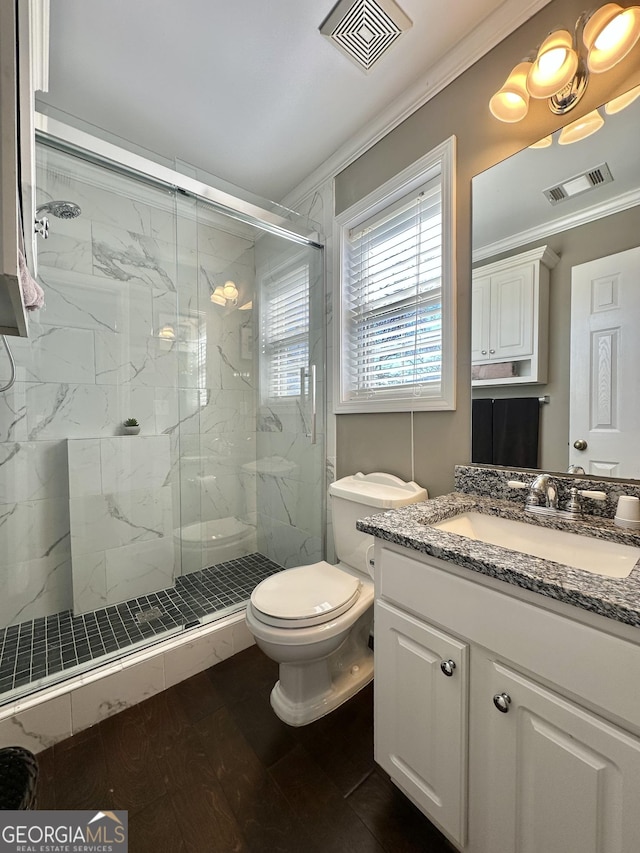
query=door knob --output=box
[440,660,456,677]
[493,693,511,713]
[573,439,588,451]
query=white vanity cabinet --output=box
[471,245,559,386]
[472,656,640,853]
[375,601,468,848]
[374,543,640,852]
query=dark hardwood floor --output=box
[35,645,456,852]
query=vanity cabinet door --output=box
[470,264,534,364]
[475,658,640,853]
[471,274,491,362]
[488,262,534,360]
[375,600,468,848]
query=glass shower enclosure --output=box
[0,120,325,705]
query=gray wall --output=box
[334,0,640,497]
[473,206,640,473]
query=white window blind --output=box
[262,261,310,399]
[341,178,443,405]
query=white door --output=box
[477,660,640,853]
[374,601,468,848]
[570,246,640,478]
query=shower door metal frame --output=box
[34,113,323,249]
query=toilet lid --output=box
[250,561,361,628]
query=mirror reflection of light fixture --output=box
[558,108,605,144]
[529,134,553,149]
[222,280,238,302]
[605,81,640,112]
[158,324,176,340]
[490,3,640,123]
[210,280,240,308]
[210,286,226,306]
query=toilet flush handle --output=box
[365,544,375,579]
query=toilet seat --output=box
[250,561,362,628]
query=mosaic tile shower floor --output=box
[0,553,283,701]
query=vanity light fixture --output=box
[583,3,640,71]
[490,3,640,124]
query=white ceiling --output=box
[39,0,524,203]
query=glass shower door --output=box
[173,197,326,590]
[254,237,326,568]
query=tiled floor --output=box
[0,554,282,701]
[35,644,456,852]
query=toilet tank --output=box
[329,473,428,576]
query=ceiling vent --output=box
[543,163,614,205]
[320,0,412,72]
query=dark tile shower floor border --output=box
[0,552,283,703]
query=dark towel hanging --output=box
[472,399,494,464]
[492,397,540,469]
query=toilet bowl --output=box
[245,472,428,726]
[175,516,256,570]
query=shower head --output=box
[35,200,82,220]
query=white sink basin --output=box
[432,511,640,578]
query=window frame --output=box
[333,136,456,413]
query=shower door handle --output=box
[301,365,317,445]
[309,363,316,445]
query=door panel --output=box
[570,247,640,477]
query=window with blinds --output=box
[262,260,310,399]
[335,138,456,412]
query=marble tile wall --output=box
[0,145,258,627]
[68,436,175,614]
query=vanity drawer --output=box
[376,542,640,733]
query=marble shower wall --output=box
[68,436,174,614]
[0,145,257,627]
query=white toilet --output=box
[245,472,428,726]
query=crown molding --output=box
[282,0,553,210]
[472,188,640,264]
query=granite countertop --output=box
[356,492,640,629]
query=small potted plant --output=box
[123,417,140,435]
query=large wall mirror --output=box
[471,83,640,481]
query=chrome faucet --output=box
[527,474,558,511]
[509,474,607,519]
